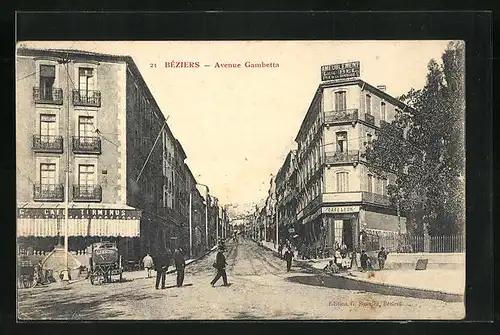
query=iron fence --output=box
[364,231,465,253]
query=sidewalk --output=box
[255,239,464,301]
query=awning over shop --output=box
[17,203,142,238]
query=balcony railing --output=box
[72,90,101,107]
[364,113,375,125]
[73,184,102,202]
[324,150,360,165]
[33,87,63,105]
[72,136,101,154]
[324,109,359,124]
[32,135,63,153]
[362,191,391,206]
[33,184,64,202]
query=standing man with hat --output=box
[210,245,228,287]
[153,246,171,290]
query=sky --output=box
[19,40,452,209]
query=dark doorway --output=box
[342,219,353,251]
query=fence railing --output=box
[363,232,465,253]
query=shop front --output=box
[17,203,142,258]
[318,205,360,252]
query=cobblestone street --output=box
[17,239,464,320]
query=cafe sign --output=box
[321,61,360,81]
[322,206,360,214]
[18,208,142,220]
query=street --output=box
[17,238,464,320]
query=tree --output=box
[364,41,465,236]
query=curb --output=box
[254,240,463,302]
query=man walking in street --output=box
[210,246,228,287]
[153,248,171,290]
[142,252,154,278]
[173,247,186,287]
[377,247,388,270]
[284,247,294,272]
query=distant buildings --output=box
[253,68,408,253]
[16,48,223,261]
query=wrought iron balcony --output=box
[364,113,375,125]
[72,90,101,107]
[33,184,64,202]
[73,184,102,202]
[72,136,101,154]
[324,109,359,124]
[362,191,391,206]
[33,87,63,105]
[324,150,360,165]
[32,135,63,153]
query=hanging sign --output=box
[321,61,360,81]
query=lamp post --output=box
[189,192,192,258]
[196,183,210,250]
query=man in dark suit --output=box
[210,246,228,287]
[154,248,171,289]
[173,248,186,287]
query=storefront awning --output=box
[17,203,142,238]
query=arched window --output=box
[381,102,386,121]
[336,172,349,192]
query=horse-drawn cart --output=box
[89,241,123,285]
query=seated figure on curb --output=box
[323,260,339,275]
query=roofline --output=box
[294,78,413,142]
[175,139,187,159]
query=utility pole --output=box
[60,57,71,282]
[189,192,192,258]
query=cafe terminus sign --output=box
[321,61,360,81]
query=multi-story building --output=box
[264,176,277,243]
[275,150,298,242]
[16,48,214,262]
[293,77,407,253]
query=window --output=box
[78,116,94,142]
[40,65,55,99]
[40,114,56,138]
[381,178,388,196]
[78,68,94,94]
[366,133,372,145]
[381,102,386,121]
[365,94,372,115]
[367,174,374,193]
[336,132,348,153]
[78,165,95,186]
[336,172,349,192]
[334,91,347,111]
[40,163,56,185]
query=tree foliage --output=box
[363,41,465,236]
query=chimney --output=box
[377,85,387,92]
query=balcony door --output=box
[40,163,56,190]
[40,65,55,100]
[40,114,56,143]
[78,164,95,196]
[78,68,94,98]
[78,116,94,143]
[336,131,348,153]
[334,91,346,111]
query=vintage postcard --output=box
[16,40,466,320]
